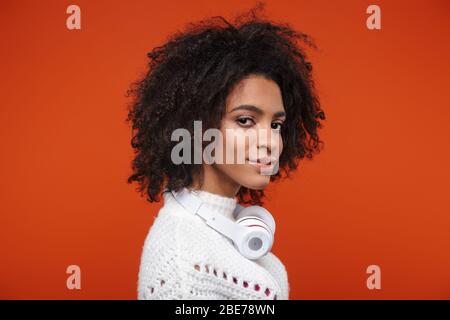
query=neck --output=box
[191,164,240,198]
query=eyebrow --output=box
[229,104,286,118]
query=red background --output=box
[1,0,450,299]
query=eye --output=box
[271,122,284,131]
[236,117,255,127]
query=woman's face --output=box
[209,74,285,194]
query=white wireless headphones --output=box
[169,187,276,260]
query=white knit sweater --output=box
[137,188,290,300]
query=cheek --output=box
[233,132,247,156]
[269,132,283,159]
[278,135,283,156]
[221,126,248,162]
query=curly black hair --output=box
[125,2,326,206]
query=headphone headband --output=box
[168,187,275,260]
[170,188,243,242]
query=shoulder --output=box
[137,203,187,299]
[137,192,221,299]
[138,192,290,300]
[173,210,289,300]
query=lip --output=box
[247,157,277,168]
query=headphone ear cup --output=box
[234,218,273,260]
[235,208,275,260]
[235,206,276,235]
[236,216,272,235]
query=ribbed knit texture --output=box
[137,187,290,300]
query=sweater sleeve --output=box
[137,212,186,300]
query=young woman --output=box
[126,5,325,300]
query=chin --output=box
[239,174,271,190]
